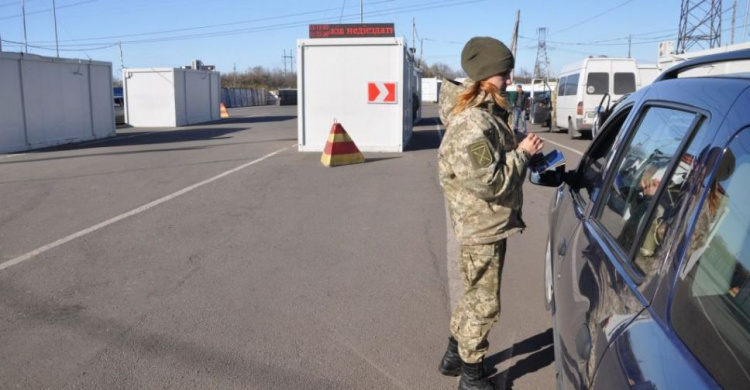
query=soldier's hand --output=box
[519,133,544,155]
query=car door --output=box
[554,101,711,389]
[550,101,635,389]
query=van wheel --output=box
[568,119,578,139]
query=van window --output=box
[614,73,636,94]
[564,73,579,96]
[587,72,609,95]
[558,76,567,96]
[672,129,750,389]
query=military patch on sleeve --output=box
[467,140,495,169]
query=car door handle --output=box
[557,238,567,258]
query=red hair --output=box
[452,80,510,115]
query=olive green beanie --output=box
[461,37,514,81]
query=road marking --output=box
[538,136,584,156]
[0,143,296,272]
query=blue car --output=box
[531,50,750,389]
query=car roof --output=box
[655,49,750,82]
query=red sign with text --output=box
[368,82,397,104]
[309,24,395,39]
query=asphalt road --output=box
[0,104,592,389]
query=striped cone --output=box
[220,102,229,118]
[321,121,365,167]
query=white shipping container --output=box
[297,37,418,153]
[0,53,115,153]
[422,77,441,103]
[123,67,221,127]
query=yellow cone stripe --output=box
[328,133,354,143]
[321,152,365,167]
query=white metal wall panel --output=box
[127,68,220,127]
[90,64,116,138]
[422,78,440,102]
[124,70,177,127]
[211,73,220,120]
[0,58,26,153]
[298,38,406,152]
[0,53,113,153]
[24,60,91,145]
[185,71,211,125]
[174,70,187,126]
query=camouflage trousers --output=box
[450,240,507,364]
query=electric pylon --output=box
[677,0,723,53]
[533,27,551,80]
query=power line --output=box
[554,0,638,34]
[339,0,347,23]
[17,0,489,50]
[31,0,395,45]
[0,0,37,8]
[0,0,99,21]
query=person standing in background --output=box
[512,84,528,134]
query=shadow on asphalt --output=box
[0,137,299,167]
[406,129,442,151]
[216,115,296,125]
[22,127,252,154]
[485,328,555,389]
[363,157,401,164]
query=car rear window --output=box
[671,129,750,389]
[586,72,609,95]
[614,72,636,94]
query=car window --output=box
[614,72,636,94]
[672,130,750,389]
[595,106,699,256]
[630,118,710,276]
[587,72,609,95]
[574,106,632,207]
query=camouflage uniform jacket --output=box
[438,78,530,245]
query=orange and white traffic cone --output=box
[220,102,229,118]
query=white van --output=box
[555,57,648,138]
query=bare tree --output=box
[513,67,533,84]
[221,66,297,89]
[422,62,465,79]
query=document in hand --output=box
[529,149,566,173]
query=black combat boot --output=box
[438,337,462,376]
[459,361,494,390]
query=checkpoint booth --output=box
[297,24,420,153]
[0,53,115,153]
[123,62,220,127]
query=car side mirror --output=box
[529,165,568,187]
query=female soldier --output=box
[436,37,544,390]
